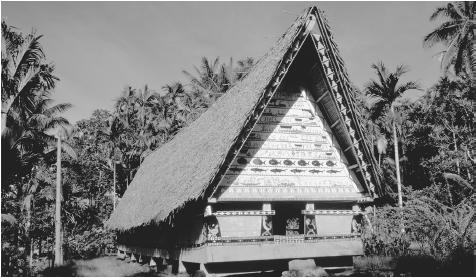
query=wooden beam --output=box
[343,145,354,152]
[347,164,359,170]
[330,120,340,128]
[315,91,329,103]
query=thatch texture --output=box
[107,8,313,231]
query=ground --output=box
[40,256,168,277]
[40,256,352,277]
[40,255,473,277]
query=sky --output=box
[2,1,444,123]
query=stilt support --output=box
[172,259,186,274]
[200,263,209,276]
[149,257,158,273]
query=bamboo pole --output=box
[54,133,63,266]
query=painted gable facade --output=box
[213,84,366,202]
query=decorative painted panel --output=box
[261,215,273,236]
[214,86,366,201]
[315,215,353,235]
[205,216,221,240]
[304,215,318,235]
[217,215,262,238]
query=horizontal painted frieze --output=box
[238,149,336,160]
[301,210,360,215]
[217,175,356,188]
[267,99,314,110]
[262,107,315,118]
[257,115,321,126]
[246,132,328,143]
[242,140,328,150]
[215,186,364,201]
[223,168,346,177]
[251,124,325,134]
[213,210,276,216]
[232,157,341,167]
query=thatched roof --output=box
[107,6,382,231]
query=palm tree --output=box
[96,114,123,209]
[183,57,255,101]
[132,85,161,164]
[160,83,191,133]
[2,91,73,183]
[1,20,59,135]
[364,62,420,209]
[424,1,475,80]
[183,57,224,99]
[114,86,137,128]
[1,90,73,272]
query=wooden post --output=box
[149,257,157,272]
[113,162,116,211]
[54,133,63,266]
[262,203,272,211]
[204,204,212,217]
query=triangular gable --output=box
[209,10,382,201]
[212,84,370,202]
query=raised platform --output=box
[118,234,363,264]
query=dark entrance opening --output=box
[273,203,304,236]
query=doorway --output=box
[272,203,304,236]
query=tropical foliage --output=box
[423,1,475,80]
[1,2,475,276]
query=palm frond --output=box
[423,20,462,48]
[1,213,17,225]
[395,81,421,96]
[43,103,72,118]
[443,172,474,190]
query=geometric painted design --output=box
[214,85,365,201]
[213,210,275,216]
[301,210,360,215]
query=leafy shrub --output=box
[64,225,116,260]
[2,241,27,276]
[361,186,474,275]
[361,206,410,257]
[353,256,396,272]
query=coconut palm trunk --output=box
[391,106,403,209]
[113,162,116,211]
[25,203,32,275]
[54,134,63,266]
[391,106,405,234]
